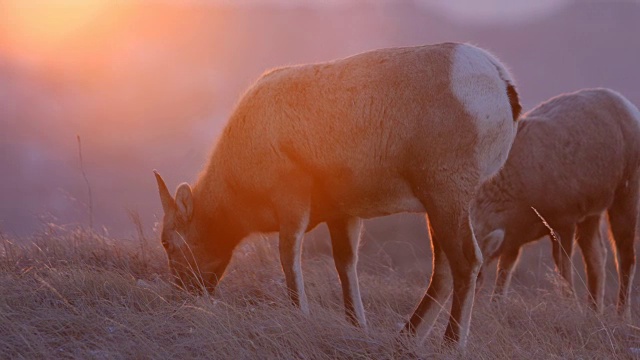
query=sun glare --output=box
[0,0,124,65]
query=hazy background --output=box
[1,0,638,260]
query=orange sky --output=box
[0,0,570,67]
[0,1,132,68]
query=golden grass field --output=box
[1,223,639,359]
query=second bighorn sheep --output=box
[472,88,640,318]
[154,42,520,347]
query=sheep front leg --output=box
[327,217,367,328]
[278,207,311,315]
[551,226,576,297]
[492,245,522,300]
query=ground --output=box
[0,224,638,359]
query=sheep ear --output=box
[481,229,505,258]
[154,170,176,214]
[175,183,194,222]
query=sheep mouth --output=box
[170,268,219,295]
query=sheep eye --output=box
[161,233,175,252]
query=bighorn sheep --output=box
[154,42,520,347]
[472,88,640,318]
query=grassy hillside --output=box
[0,225,638,359]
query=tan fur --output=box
[472,88,640,319]
[155,42,519,347]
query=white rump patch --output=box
[450,44,517,180]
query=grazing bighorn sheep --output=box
[472,88,640,318]
[154,42,520,347]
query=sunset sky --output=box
[1,0,638,236]
[0,0,569,62]
[0,0,573,73]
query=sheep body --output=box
[155,42,521,347]
[472,88,640,318]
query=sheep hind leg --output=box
[402,215,452,340]
[576,214,607,313]
[402,198,482,349]
[441,215,482,348]
[608,176,639,320]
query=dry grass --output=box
[0,225,639,359]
